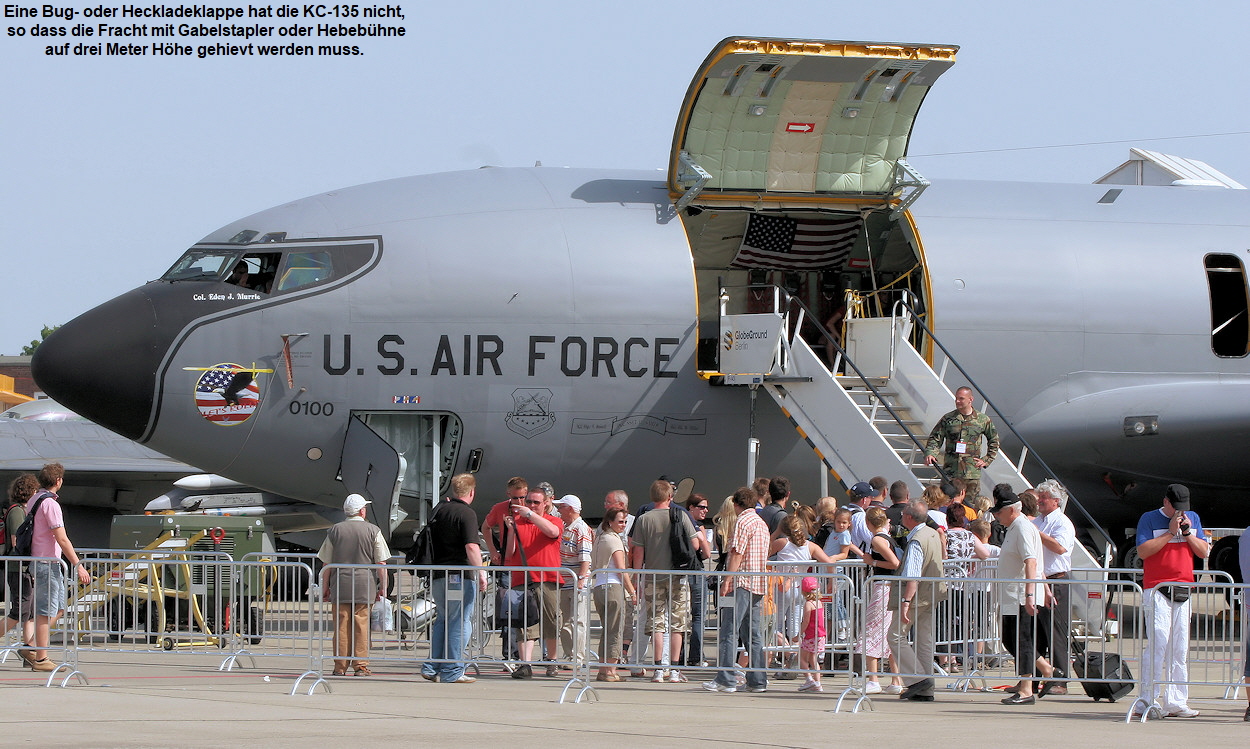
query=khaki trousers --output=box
[333,603,371,672]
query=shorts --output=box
[31,561,66,618]
[642,574,690,634]
[522,581,559,641]
[5,567,33,622]
[800,636,826,655]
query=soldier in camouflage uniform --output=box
[924,387,999,501]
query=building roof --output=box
[1094,148,1245,189]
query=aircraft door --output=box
[668,37,957,208]
[357,412,463,528]
[339,415,403,533]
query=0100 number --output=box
[289,400,335,416]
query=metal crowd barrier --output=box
[863,573,1145,711]
[317,563,589,701]
[1128,578,1246,721]
[762,562,864,703]
[3,546,1247,717]
[0,556,73,685]
[64,555,321,693]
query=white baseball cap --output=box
[343,494,371,515]
[553,494,582,512]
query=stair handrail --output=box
[890,297,1118,566]
[721,282,945,484]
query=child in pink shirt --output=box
[797,576,826,693]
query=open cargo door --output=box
[669,37,957,212]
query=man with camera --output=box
[503,488,562,679]
[1135,484,1209,718]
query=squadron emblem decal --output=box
[505,388,555,439]
[190,363,263,426]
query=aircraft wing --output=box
[0,418,198,476]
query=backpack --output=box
[13,492,49,557]
[0,504,12,553]
[668,507,700,571]
[405,501,445,570]
[868,531,902,576]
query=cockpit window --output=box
[276,251,333,292]
[163,240,375,296]
[162,250,239,282]
[228,253,281,293]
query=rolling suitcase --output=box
[1071,642,1134,702]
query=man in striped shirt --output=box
[704,487,770,693]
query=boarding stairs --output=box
[750,305,1015,499]
[719,287,1117,630]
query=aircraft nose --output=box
[31,288,160,440]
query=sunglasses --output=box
[524,499,543,506]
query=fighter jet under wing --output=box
[0,411,200,545]
[0,401,335,546]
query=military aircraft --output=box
[29,37,1250,571]
[0,400,198,544]
[0,399,337,546]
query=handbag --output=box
[496,520,541,627]
[498,585,541,626]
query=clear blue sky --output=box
[3,0,1247,356]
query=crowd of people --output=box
[5,449,1248,721]
[410,469,1038,696]
[401,465,1246,722]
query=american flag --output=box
[731,213,862,270]
[195,366,259,425]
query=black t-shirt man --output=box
[429,497,479,575]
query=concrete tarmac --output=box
[1,654,1247,748]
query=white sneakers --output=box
[702,680,736,693]
[798,680,824,693]
[864,681,882,694]
[1167,707,1200,718]
[649,667,687,683]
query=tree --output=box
[20,325,59,356]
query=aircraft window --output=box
[268,243,373,294]
[275,251,333,292]
[1204,253,1250,358]
[162,250,239,282]
[222,253,281,293]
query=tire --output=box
[1119,541,1144,572]
[1210,536,1243,583]
[241,601,264,645]
[109,598,153,643]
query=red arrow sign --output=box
[785,122,815,133]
